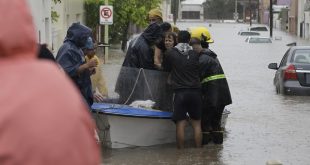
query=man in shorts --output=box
[164,31,202,149]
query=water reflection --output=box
[102,143,225,165]
[100,22,310,165]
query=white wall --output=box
[180,4,203,20]
[26,0,52,45]
[161,0,172,21]
[181,4,202,11]
[298,0,305,38]
[27,0,84,54]
[305,11,310,39]
[52,0,85,53]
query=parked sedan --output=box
[268,46,310,95]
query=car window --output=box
[242,32,260,36]
[291,49,310,64]
[249,38,257,43]
[258,38,271,43]
[280,49,290,67]
[248,37,271,43]
[252,32,260,36]
[250,27,268,31]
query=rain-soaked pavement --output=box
[100,22,310,165]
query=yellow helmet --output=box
[148,8,163,20]
[189,27,214,43]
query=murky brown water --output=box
[101,22,310,165]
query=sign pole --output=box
[104,0,109,63]
[249,0,252,26]
[269,0,273,38]
[97,0,100,43]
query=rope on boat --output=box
[123,68,154,105]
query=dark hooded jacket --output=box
[38,44,55,61]
[122,23,162,70]
[56,23,93,106]
[165,43,201,90]
[199,49,232,107]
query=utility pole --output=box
[249,0,252,26]
[172,0,178,25]
[270,0,273,37]
[257,0,260,23]
[234,0,238,21]
[235,0,237,13]
[104,0,109,62]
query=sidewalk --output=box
[96,47,125,65]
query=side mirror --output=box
[268,63,278,70]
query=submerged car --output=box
[268,46,310,95]
[238,30,260,36]
[248,26,269,32]
[245,36,272,43]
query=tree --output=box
[204,0,236,20]
[84,0,161,51]
[51,0,62,23]
[171,0,186,25]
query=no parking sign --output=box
[100,5,113,25]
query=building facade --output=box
[180,0,204,21]
[259,0,270,24]
[161,0,173,21]
[26,0,52,46]
[297,0,309,38]
[26,0,84,53]
[288,0,298,35]
[51,0,85,53]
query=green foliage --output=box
[51,0,62,23]
[52,0,61,3]
[51,11,59,23]
[84,0,104,32]
[84,0,161,45]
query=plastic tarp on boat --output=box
[92,103,172,119]
[101,65,173,111]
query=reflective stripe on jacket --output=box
[201,74,226,84]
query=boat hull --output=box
[92,104,230,148]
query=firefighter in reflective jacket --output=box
[190,27,232,145]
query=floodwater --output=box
[100,22,310,165]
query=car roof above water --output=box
[289,46,310,50]
[245,36,272,43]
[248,26,269,31]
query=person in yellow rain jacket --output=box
[83,37,108,102]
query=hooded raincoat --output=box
[0,1,100,164]
[115,23,162,104]
[199,49,232,108]
[56,23,93,106]
[122,23,162,70]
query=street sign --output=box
[100,5,113,25]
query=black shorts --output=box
[172,88,202,122]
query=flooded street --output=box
[101,22,310,165]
